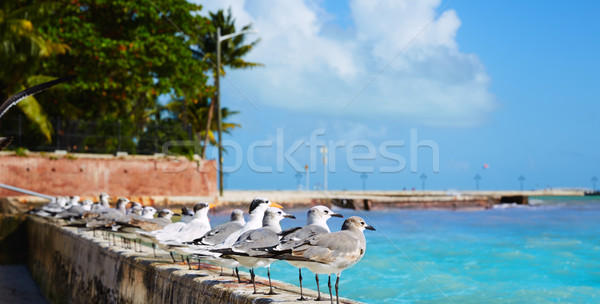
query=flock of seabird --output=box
[30,195,375,304]
[3,80,376,303]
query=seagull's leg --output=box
[170,252,176,263]
[186,256,192,270]
[335,274,340,304]
[315,274,323,301]
[152,243,156,257]
[197,258,202,270]
[220,266,224,276]
[236,267,241,283]
[328,275,333,304]
[297,268,307,300]
[181,255,185,262]
[250,268,257,294]
[267,266,277,295]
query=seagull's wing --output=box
[0,137,13,151]
[0,76,75,119]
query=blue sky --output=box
[194,0,600,191]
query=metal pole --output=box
[305,165,309,192]
[321,146,328,191]
[217,27,224,196]
[56,117,60,149]
[117,120,121,151]
[18,114,22,146]
[0,183,54,200]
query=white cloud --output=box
[196,0,496,127]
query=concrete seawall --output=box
[25,216,362,304]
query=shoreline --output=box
[1,189,588,215]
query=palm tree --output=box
[0,1,69,141]
[194,8,262,157]
[165,95,240,152]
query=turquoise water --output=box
[213,197,600,303]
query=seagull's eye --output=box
[324,210,329,214]
[360,221,365,225]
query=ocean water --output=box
[212,197,600,303]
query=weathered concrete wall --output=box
[0,152,217,198]
[26,216,361,304]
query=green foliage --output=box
[14,147,28,157]
[36,0,212,123]
[0,2,256,156]
[0,1,70,141]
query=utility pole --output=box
[592,176,598,191]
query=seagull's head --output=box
[130,205,143,216]
[230,209,245,222]
[263,207,296,226]
[249,197,283,215]
[115,197,130,209]
[193,202,214,217]
[158,209,175,219]
[181,206,194,216]
[142,206,157,218]
[308,206,343,224]
[128,201,142,209]
[342,216,375,232]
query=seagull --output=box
[188,209,246,246]
[141,206,157,219]
[182,198,282,280]
[180,206,194,223]
[0,76,74,151]
[216,207,296,295]
[126,201,143,215]
[274,206,343,301]
[90,193,111,213]
[270,216,375,304]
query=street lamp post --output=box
[295,172,302,190]
[305,165,309,192]
[592,176,598,191]
[474,174,481,190]
[360,173,367,191]
[215,27,258,196]
[320,146,328,191]
[420,173,427,190]
[518,175,525,191]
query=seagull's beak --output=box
[283,213,296,219]
[365,225,376,231]
[331,212,344,218]
[173,213,181,216]
[269,202,283,209]
[208,203,216,209]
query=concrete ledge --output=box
[26,216,361,304]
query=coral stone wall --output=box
[0,153,217,198]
